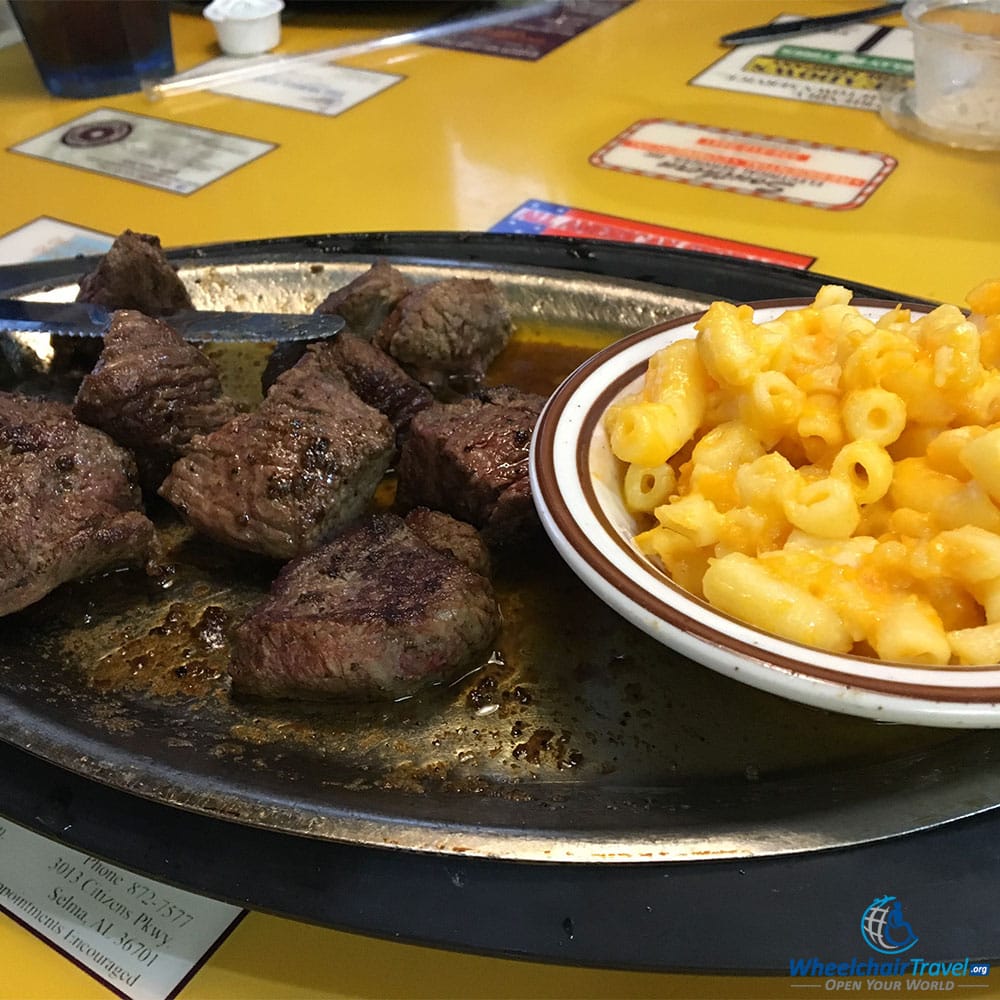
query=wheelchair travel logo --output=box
[787,893,990,985]
[860,895,919,955]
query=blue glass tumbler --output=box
[10,1,175,98]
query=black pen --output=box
[720,2,905,46]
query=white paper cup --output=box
[204,0,284,57]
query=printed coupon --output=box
[590,119,896,211]
[692,15,913,111]
[0,817,244,1000]
[491,199,815,269]
[10,109,274,195]
[0,218,113,266]
[171,57,402,116]
[428,0,632,60]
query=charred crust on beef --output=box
[305,334,433,442]
[73,310,238,490]
[315,260,414,342]
[374,277,513,381]
[76,230,193,316]
[403,507,492,578]
[159,352,394,560]
[229,512,501,701]
[395,385,544,547]
[0,391,155,617]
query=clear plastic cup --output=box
[904,0,1000,145]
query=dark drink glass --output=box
[10,0,175,98]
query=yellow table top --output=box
[0,912,802,1000]
[2,2,1000,997]
[1,0,997,305]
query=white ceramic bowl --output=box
[529,299,1000,729]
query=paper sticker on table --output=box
[590,120,896,211]
[0,817,244,1000]
[428,0,632,60]
[10,109,274,195]
[491,199,814,269]
[172,57,401,116]
[0,0,23,50]
[0,218,113,266]
[692,15,913,111]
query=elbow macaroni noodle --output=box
[606,280,1000,666]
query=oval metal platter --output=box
[2,232,998,866]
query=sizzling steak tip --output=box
[229,511,500,700]
[0,391,155,616]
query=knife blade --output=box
[0,299,345,343]
[720,2,904,46]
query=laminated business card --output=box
[0,217,113,266]
[0,817,244,1000]
[590,119,896,211]
[491,198,815,268]
[11,108,274,195]
[692,15,914,111]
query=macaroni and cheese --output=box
[606,280,1000,666]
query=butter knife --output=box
[0,299,345,343]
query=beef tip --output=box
[316,260,414,342]
[73,310,238,490]
[373,277,513,382]
[229,511,501,700]
[261,262,415,391]
[0,392,154,616]
[403,506,491,578]
[307,333,433,439]
[395,385,544,547]
[76,230,193,316]
[160,353,394,560]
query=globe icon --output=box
[861,895,919,954]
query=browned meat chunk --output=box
[76,230,193,316]
[374,278,513,381]
[403,506,491,578]
[315,260,414,342]
[73,310,238,489]
[307,333,433,440]
[0,392,154,616]
[160,353,394,560]
[395,386,544,547]
[229,511,501,700]
[261,262,416,391]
